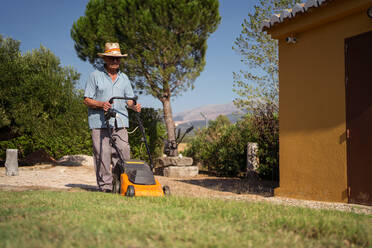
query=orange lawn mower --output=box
[105,96,170,197]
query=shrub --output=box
[128,108,166,164]
[184,106,279,179]
[184,115,255,176]
[250,104,279,180]
[0,36,91,160]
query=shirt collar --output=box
[103,66,121,77]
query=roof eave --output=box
[262,0,372,39]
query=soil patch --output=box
[23,149,57,165]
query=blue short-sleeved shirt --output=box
[84,67,135,129]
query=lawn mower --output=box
[105,96,170,197]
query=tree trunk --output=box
[161,97,178,156]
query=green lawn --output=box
[0,190,371,248]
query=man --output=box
[84,42,141,193]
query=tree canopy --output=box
[232,0,301,113]
[71,0,221,153]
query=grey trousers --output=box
[91,128,130,191]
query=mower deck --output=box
[120,173,164,197]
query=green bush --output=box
[184,106,279,179]
[250,104,279,180]
[128,108,166,164]
[0,36,91,160]
[184,115,254,176]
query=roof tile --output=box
[270,13,281,26]
[280,9,293,21]
[304,0,319,10]
[292,3,306,15]
[262,0,331,31]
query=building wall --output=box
[276,9,372,202]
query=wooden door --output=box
[345,31,372,206]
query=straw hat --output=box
[98,42,127,57]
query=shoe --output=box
[102,189,112,193]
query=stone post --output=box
[247,142,259,176]
[5,149,19,176]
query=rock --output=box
[163,166,199,178]
[5,149,18,176]
[154,156,197,177]
[57,155,94,166]
[156,157,193,167]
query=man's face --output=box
[103,56,121,71]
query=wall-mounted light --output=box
[367,7,372,19]
[285,36,297,44]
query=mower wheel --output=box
[163,186,171,196]
[126,185,135,197]
[112,174,121,194]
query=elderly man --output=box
[84,42,141,193]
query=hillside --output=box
[173,102,244,131]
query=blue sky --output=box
[0,0,259,113]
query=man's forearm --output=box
[84,97,104,109]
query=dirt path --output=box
[1,164,371,215]
[0,164,269,198]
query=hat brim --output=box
[98,53,128,57]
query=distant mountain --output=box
[173,102,244,131]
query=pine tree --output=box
[233,0,301,113]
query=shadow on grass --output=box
[65,184,99,192]
[178,176,278,197]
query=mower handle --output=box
[108,96,138,105]
[105,96,154,170]
[104,96,138,121]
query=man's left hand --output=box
[127,100,141,112]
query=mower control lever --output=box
[104,96,138,121]
[104,108,116,121]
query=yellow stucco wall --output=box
[271,1,372,202]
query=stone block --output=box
[247,142,259,172]
[156,156,193,167]
[163,166,199,178]
[5,149,18,176]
